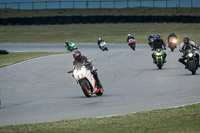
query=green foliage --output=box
[0,103,200,133]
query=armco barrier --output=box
[0,15,200,25]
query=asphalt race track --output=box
[0,43,200,126]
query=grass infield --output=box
[0,103,199,133]
[0,23,200,44]
[0,52,64,68]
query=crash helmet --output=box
[156,34,161,39]
[65,41,69,45]
[128,34,131,37]
[171,32,175,35]
[98,38,102,41]
[183,36,189,45]
[149,34,154,38]
[73,49,81,60]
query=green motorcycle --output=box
[153,49,165,69]
[65,42,77,52]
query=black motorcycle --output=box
[185,49,199,75]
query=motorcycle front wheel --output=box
[80,80,92,97]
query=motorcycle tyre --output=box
[80,80,92,97]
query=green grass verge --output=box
[0,103,200,133]
[1,8,200,18]
[0,23,200,44]
[0,52,64,68]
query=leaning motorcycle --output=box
[65,43,77,52]
[185,49,198,75]
[168,37,177,52]
[68,63,104,97]
[99,41,108,51]
[153,48,165,69]
[128,39,136,51]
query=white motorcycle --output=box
[99,42,108,51]
[68,64,104,97]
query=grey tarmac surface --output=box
[0,43,200,126]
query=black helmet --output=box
[65,41,69,45]
[73,49,81,60]
[183,36,189,45]
[156,34,161,39]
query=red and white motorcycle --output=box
[128,39,136,51]
[168,37,177,52]
[68,63,103,97]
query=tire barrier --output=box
[0,15,199,25]
[89,16,97,23]
[96,16,104,23]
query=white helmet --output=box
[98,38,102,41]
[128,34,131,37]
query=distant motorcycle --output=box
[185,49,198,75]
[68,63,104,97]
[128,39,136,51]
[99,41,108,51]
[148,38,154,48]
[65,43,77,52]
[153,48,166,69]
[168,37,177,52]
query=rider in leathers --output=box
[152,34,167,63]
[97,38,104,48]
[167,32,178,47]
[127,34,135,43]
[65,41,76,51]
[72,49,102,88]
[179,36,200,68]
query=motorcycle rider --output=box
[65,41,76,51]
[148,34,155,47]
[167,32,178,46]
[97,38,104,48]
[152,34,167,63]
[148,34,155,42]
[72,49,102,88]
[127,34,135,43]
[179,36,200,68]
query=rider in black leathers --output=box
[152,34,167,63]
[179,36,200,68]
[127,34,135,43]
[72,49,102,88]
